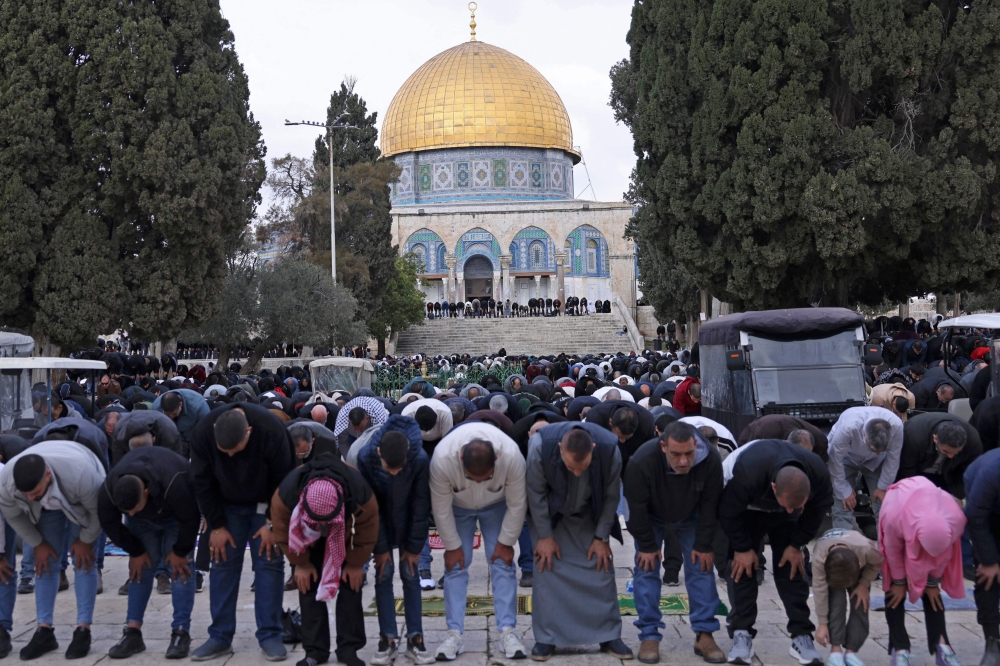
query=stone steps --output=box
[393,313,636,356]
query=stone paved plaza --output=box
[7,532,988,666]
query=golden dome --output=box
[381,41,579,162]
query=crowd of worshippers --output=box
[4,321,1000,666]
[425,296,613,319]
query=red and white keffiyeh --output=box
[288,478,347,602]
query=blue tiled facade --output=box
[389,147,576,205]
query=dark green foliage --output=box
[0,0,264,349]
[614,0,1000,316]
[312,77,382,170]
[366,254,431,355]
[184,257,367,373]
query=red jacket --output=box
[673,377,701,416]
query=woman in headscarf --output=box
[879,477,966,666]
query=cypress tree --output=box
[615,0,1000,313]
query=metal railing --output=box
[372,363,526,399]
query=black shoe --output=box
[96,569,103,595]
[58,571,69,592]
[966,564,978,581]
[250,577,255,592]
[156,573,171,595]
[196,571,204,593]
[335,651,364,666]
[981,637,1000,666]
[20,627,58,661]
[531,643,555,661]
[0,627,11,659]
[166,630,191,660]
[519,571,533,588]
[662,571,680,586]
[16,578,33,595]
[118,580,130,596]
[108,627,145,659]
[296,659,318,666]
[65,627,92,659]
[601,639,634,659]
[437,575,445,589]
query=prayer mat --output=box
[871,589,978,612]
[365,594,728,617]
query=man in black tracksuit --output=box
[964,448,1000,666]
[719,439,832,665]
[896,412,982,500]
[188,403,295,661]
[98,447,200,659]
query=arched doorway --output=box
[462,255,494,301]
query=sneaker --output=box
[790,635,823,666]
[59,570,69,592]
[191,639,234,661]
[156,573,171,595]
[498,628,526,660]
[418,570,434,591]
[370,635,397,665]
[0,627,11,659]
[663,570,680,586]
[261,639,287,662]
[336,652,364,666]
[17,578,34,595]
[20,627,58,661]
[435,630,463,661]
[251,577,256,592]
[296,659,318,666]
[845,653,866,666]
[937,645,963,666]
[728,630,754,665]
[965,564,978,581]
[437,575,445,589]
[97,569,103,594]
[519,571,533,588]
[891,649,912,666]
[66,626,92,659]
[531,643,555,661]
[196,571,205,593]
[601,638,634,660]
[405,634,435,665]
[118,580,130,596]
[108,627,145,659]
[828,653,845,666]
[166,630,191,659]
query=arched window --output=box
[437,245,447,272]
[530,241,544,269]
[586,239,598,273]
[564,240,572,268]
[412,244,426,271]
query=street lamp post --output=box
[284,118,359,282]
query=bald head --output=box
[310,404,328,424]
[772,466,810,513]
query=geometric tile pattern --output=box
[510,161,528,188]
[433,163,453,190]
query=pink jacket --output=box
[878,477,966,602]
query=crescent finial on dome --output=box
[468,2,477,42]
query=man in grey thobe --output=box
[526,422,633,660]
[826,406,903,530]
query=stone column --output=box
[554,252,566,304]
[499,254,512,303]
[534,275,542,299]
[493,271,502,302]
[445,254,457,303]
[456,273,464,303]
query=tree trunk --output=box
[936,294,949,316]
[377,337,386,357]
[953,292,962,317]
[898,301,910,318]
[216,346,231,372]
[243,344,268,375]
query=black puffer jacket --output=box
[896,412,982,499]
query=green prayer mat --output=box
[364,594,728,617]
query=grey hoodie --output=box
[0,441,106,547]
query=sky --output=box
[217,0,637,211]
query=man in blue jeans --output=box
[98,446,200,659]
[429,422,527,661]
[0,480,18,659]
[624,421,726,665]
[189,404,295,661]
[356,417,435,665]
[0,441,107,660]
